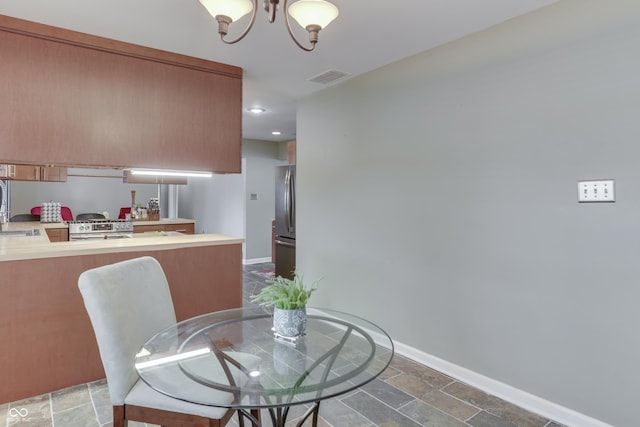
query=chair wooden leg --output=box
[113,405,126,427]
[117,402,233,427]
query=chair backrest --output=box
[78,256,177,405]
[30,206,74,221]
[60,207,74,221]
[118,207,132,219]
[76,213,106,221]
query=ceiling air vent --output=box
[308,69,351,85]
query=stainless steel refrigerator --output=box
[275,165,296,279]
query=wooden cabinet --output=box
[133,221,195,235]
[0,165,31,179]
[287,141,297,164]
[164,223,195,234]
[0,15,242,173]
[122,171,187,185]
[10,165,39,180]
[133,224,165,233]
[0,241,242,403]
[41,166,67,182]
[45,227,69,242]
[0,164,67,182]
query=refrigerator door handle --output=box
[284,168,291,232]
[284,169,294,233]
[289,168,295,234]
[275,239,296,248]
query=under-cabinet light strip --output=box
[130,169,213,178]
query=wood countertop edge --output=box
[0,233,243,262]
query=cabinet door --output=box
[45,228,68,242]
[123,171,159,184]
[164,223,195,234]
[287,140,297,164]
[134,222,194,234]
[133,224,165,233]
[11,165,40,181]
[123,171,187,185]
[4,165,67,181]
[0,16,242,173]
[41,167,67,182]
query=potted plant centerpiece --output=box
[251,271,319,338]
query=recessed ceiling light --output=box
[248,107,266,113]
[272,131,281,135]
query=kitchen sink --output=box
[0,229,41,237]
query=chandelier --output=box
[198,0,339,52]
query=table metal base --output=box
[239,402,320,427]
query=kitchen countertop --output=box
[0,221,242,262]
[131,218,196,226]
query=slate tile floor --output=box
[0,263,565,427]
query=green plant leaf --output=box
[251,270,320,309]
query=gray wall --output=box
[177,167,245,236]
[179,139,285,262]
[179,166,245,237]
[243,140,287,261]
[297,1,640,426]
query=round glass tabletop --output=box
[135,307,394,410]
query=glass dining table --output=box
[135,307,394,427]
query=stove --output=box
[67,219,134,240]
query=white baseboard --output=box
[243,257,273,265]
[393,341,612,427]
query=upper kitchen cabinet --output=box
[122,170,187,185]
[0,15,242,173]
[0,164,67,182]
[287,140,297,164]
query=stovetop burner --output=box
[66,219,130,224]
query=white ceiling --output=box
[0,0,559,142]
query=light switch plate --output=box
[578,179,615,203]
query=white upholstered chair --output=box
[78,256,259,427]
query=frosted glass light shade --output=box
[199,0,253,22]
[288,0,339,29]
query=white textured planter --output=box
[273,307,307,337]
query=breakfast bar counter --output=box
[0,221,244,404]
[0,221,240,262]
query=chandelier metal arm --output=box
[282,0,316,52]
[264,0,278,23]
[216,0,259,44]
